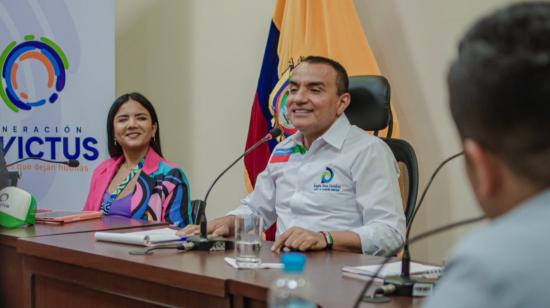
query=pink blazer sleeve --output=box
[83,159,115,211]
[83,168,101,211]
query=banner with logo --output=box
[0,0,114,210]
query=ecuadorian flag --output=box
[244,0,399,238]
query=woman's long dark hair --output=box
[106,92,163,158]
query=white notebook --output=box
[342,261,442,279]
[95,228,182,246]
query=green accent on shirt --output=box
[293,144,307,154]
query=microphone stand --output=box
[391,152,464,295]
[2,157,80,189]
[6,157,80,168]
[187,128,281,251]
[354,215,485,307]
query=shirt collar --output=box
[106,146,161,174]
[322,114,351,149]
[292,114,351,150]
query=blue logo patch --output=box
[321,167,334,184]
[314,167,341,192]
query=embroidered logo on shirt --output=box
[314,167,341,192]
[270,145,307,163]
[321,167,334,183]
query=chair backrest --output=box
[382,138,418,225]
[346,75,392,137]
[346,75,417,225]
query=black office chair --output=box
[381,139,418,225]
[0,144,20,190]
[345,75,418,226]
[0,171,20,190]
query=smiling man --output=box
[179,56,405,255]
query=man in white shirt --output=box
[180,56,405,255]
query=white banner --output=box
[0,0,114,210]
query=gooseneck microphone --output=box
[2,157,80,189]
[204,127,282,204]
[7,157,81,168]
[189,127,282,251]
[352,151,469,305]
[401,152,464,279]
[353,215,485,307]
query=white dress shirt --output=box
[229,115,405,255]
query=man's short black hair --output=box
[448,2,550,185]
[302,56,349,95]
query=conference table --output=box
[0,216,167,308]
[15,225,424,307]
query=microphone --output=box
[6,157,81,168]
[354,215,485,306]
[386,152,464,298]
[203,127,282,204]
[401,152,464,280]
[3,157,80,189]
[353,151,467,304]
[67,159,80,167]
[188,127,282,251]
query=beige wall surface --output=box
[116,0,515,263]
[116,0,274,224]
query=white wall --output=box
[116,0,514,263]
[354,0,513,262]
[116,0,274,221]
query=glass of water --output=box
[235,214,263,268]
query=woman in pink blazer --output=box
[83,93,192,227]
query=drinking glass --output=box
[235,214,263,267]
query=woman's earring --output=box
[114,139,117,146]
[152,135,156,143]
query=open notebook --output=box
[342,261,442,280]
[95,228,183,246]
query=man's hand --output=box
[271,226,327,252]
[176,215,235,237]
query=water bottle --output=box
[268,252,316,308]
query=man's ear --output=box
[336,93,351,116]
[463,138,502,200]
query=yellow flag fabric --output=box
[272,0,399,136]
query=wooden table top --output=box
[0,215,167,246]
[18,227,424,307]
